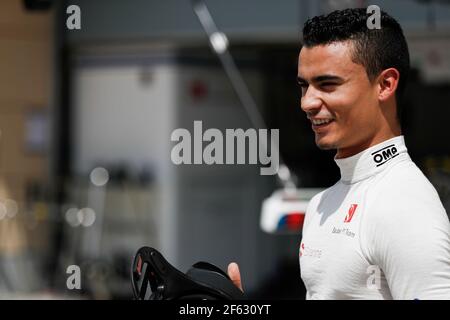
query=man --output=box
[228,8,450,299]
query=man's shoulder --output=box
[367,159,447,223]
[373,159,438,199]
[308,182,339,207]
[304,181,342,217]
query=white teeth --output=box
[312,119,332,125]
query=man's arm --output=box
[368,175,450,300]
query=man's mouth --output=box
[311,118,333,126]
[310,118,335,129]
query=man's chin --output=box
[315,136,337,150]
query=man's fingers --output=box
[227,262,243,292]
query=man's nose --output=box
[300,88,322,113]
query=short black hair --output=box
[302,8,410,121]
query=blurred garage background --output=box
[0,0,449,299]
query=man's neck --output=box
[334,135,408,184]
[336,131,401,159]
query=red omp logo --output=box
[299,243,305,257]
[344,204,358,223]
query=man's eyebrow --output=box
[297,75,343,84]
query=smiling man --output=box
[228,8,450,300]
[296,8,450,300]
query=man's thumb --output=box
[227,262,243,292]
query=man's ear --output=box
[377,68,400,102]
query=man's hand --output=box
[227,262,243,292]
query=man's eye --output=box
[320,82,337,92]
